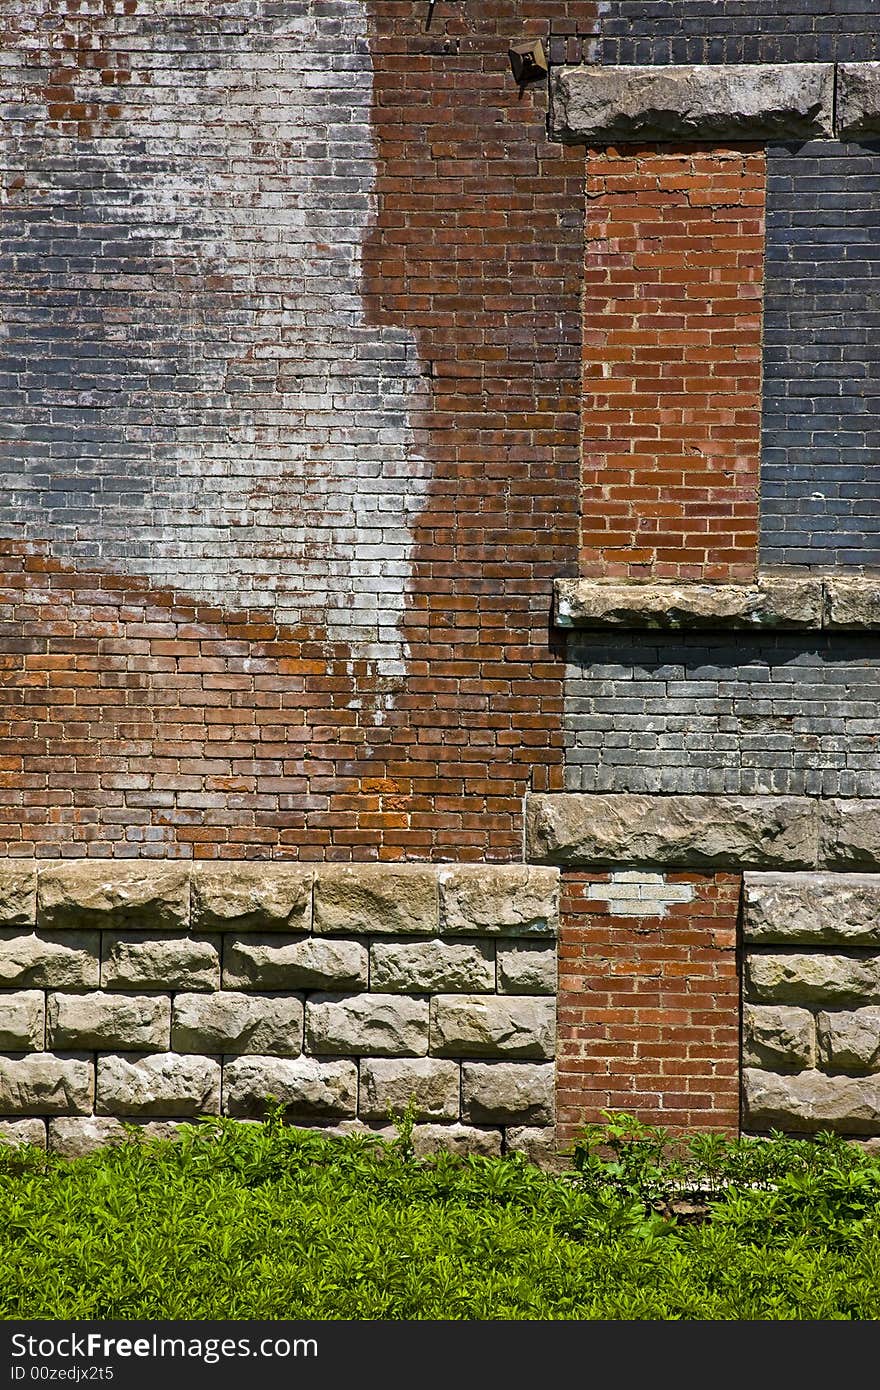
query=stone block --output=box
[439,865,559,936]
[526,793,817,870]
[313,866,438,935]
[0,1053,93,1116]
[745,951,880,1006]
[461,1062,555,1125]
[430,996,555,1060]
[411,1123,502,1159]
[191,863,312,932]
[821,802,880,871]
[818,1008,880,1072]
[744,872,880,945]
[38,862,189,930]
[835,64,880,140]
[358,1057,460,1122]
[0,931,99,991]
[505,1126,565,1172]
[496,943,557,995]
[742,1003,815,1071]
[222,935,367,991]
[101,933,220,992]
[223,1055,358,1120]
[0,864,37,926]
[370,939,494,994]
[311,1119,396,1143]
[0,991,45,1050]
[0,1119,45,1149]
[47,992,170,1051]
[172,992,303,1056]
[550,62,834,143]
[47,1116,184,1158]
[96,1053,221,1117]
[744,1067,880,1135]
[554,576,823,630]
[306,994,429,1057]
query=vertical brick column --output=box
[580,146,766,582]
[557,870,741,1144]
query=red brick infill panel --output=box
[557,871,741,1145]
[580,145,766,582]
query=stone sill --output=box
[554,575,880,631]
[549,61,880,145]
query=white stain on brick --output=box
[587,871,695,919]
[2,2,430,680]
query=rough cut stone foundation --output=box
[0,862,559,1160]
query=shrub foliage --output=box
[3,1109,880,1319]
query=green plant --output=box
[572,1111,685,1203]
[387,1095,420,1162]
[3,1117,880,1320]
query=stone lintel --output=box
[526,793,818,870]
[528,797,880,871]
[836,63,880,139]
[554,576,823,631]
[823,576,880,629]
[549,62,835,144]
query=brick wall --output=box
[596,0,880,65]
[587,3,880,571]
[580,145,764,581]
[761,140,880,567]
[564,631,880,798]
[0,0,600,860]
[557,870,741,1143]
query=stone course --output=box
[0,861,558,1153]
[555,576,824,631]
[743,871,880,1135]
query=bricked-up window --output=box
[580,146,765,582]
[586,0,880,570]
[761,139,880,567]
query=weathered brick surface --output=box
[761,140,880,566]
[0,0,598,861]
[557,872,740,1143]
[580,146,764,582]
[596,1,880,66]
[588,7,880,569]
[564,631,880,797]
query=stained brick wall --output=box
[0,0,600,860]
[580,145,764,581]
[557,871,741,1142]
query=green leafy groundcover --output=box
[3,1109,880,1320]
